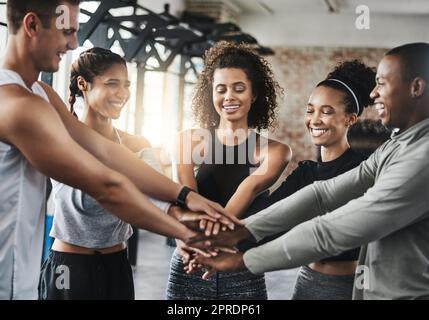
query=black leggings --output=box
[38,249,134,300]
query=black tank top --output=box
[195,129,268,221]
[250,148,366,261]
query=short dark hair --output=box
[7,0,81,34]
[192,41,284,131]
[385,42,429,82]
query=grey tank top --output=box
[50,135,170,249]
[0,69,48,299]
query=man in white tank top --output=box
[0,0,236,299]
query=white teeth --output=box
[111,102,123,108]
[311,129,327,132]
[223,105,240,110]
[311,128,328,137]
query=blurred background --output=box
[2,0,428,175]
[1,0,428,299]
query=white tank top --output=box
[0,69,49,299]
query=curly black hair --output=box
[317,60,376,116]
[348,119,392,156]
[191,41,283,131]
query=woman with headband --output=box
[191,60,377,300]
[278,60,375,300]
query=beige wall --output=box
[266,46,387,175]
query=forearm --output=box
[94,172,193,241]
[46,88,182,201]
[148,196,171,213]
[243,241,289,275]
[243,184,322,241]
[167,205,182,220]
[244,162,429,275]
[83,132,182,201]
[243,166,371,241]
[244,209,367,275]
[225,183,260,217]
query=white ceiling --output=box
[231,0,429,15]
[227,0,429,48]
[2,1,427,48]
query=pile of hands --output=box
[168,205,252,280]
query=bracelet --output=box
[176,186,193,208]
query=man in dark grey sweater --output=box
[190,42,429,300]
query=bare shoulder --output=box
[118,130,152,152]
[37,81,69,110]
[0,85,59,142]
[269,138,291,155]
[37,81,55,96]
[0,84,48,118]
[259,135,292,161]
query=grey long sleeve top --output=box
[243,116,429,300]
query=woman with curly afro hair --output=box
[166,41,291,300]
[188,59,378,300]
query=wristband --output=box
[176,186,193,208]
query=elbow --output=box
[91,171,129,207]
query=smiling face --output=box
[370,55,414,131]
[212,68,255,125]
[83,63,131,120]
[30,3,80,73]
[305,86,356,147]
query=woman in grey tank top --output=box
[39,48,210,300]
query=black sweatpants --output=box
[39,249,134,300]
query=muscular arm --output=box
[175,131,291,217]
[39,82,181,201]
[243,149,429,274]
[0,90,195,241]
[38,82,228,218]
[243,152,377,242]
[225,141,291,217]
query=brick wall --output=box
[266,46,387,176]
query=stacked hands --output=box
[168,204,253,279]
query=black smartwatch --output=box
[176,186,193,208]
